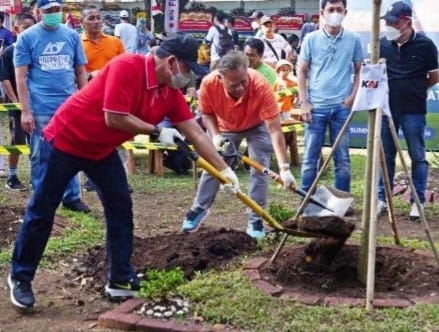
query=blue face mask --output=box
[42,12,62,27]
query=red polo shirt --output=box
[44,54,193,160]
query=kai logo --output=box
[361,80,379,89]
[42,42,66,55]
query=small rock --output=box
[163,311,173,318]
[153,312,163,318]
[176,310,185,316]
[146,309,154,316]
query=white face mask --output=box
[170,62,191,89]
[383,25,402,41]
[325,12,344,27]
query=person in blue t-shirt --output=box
[14,0,90,213]
[297,0,363,201]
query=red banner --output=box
[272,14,306,32]
[178,11,213,32]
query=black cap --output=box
[249,10,264,19]
[156,33,206,76]
[380,1,412,23]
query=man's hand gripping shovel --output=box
[219,139,335,214]
[174,137,326,238]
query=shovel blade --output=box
[302,185,354,218]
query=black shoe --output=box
[5,176,27,191]
[63,199,91,213]
[7,274,35,310]
[104,277,140,300]
[83,180,96,192]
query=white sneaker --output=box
[409,203,424,221]
[377,200,387,216]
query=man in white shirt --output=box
[204,12,233,70]
[114,10,137,53]
[258,15,292,68]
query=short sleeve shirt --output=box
[380,32,439,114]
[199,68,279,132]
[14,23,87,116]
[81,32,125,72]
[44,54,193,160]
[299,27,364,108]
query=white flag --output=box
[352,62,391,117]
[164,0,178,34]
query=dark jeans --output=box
[379,114,428,203]
[11,138,135,283]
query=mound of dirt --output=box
[70,227,258,291]
[261,244,439,299]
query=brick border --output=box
[98,248,439,331]
[243,248,439,308]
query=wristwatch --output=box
[280,163,290,171]
[150,126,161,140]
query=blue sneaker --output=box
[182,208,209,233]
[247,220,266,239]
[8,274,35,311]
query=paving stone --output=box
[242,269,261,281]
[115,298,145,313]
[373,298,412,308]
[410,294,439,305]
[323,296,364,307]
[392,184,408,196]
[99,311,141,331]
[252,279,282,296]
[136,317,181,331]
[244,257,268,270]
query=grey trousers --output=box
[190,123,273,225]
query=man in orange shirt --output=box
[80,5,125,79]
[182,51,296,239]
[81,4,126,191]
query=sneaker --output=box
[5,176,27,191]
[7,274,35,310]
[182,208,209,233]
[409,203,424,222]
[83,179,96,192]
[377,200,387,216]
[63,199,91,213]
[246,220,266,239]
[104,277,140,300]
[0,169,7,178]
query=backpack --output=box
[215,26,234,57]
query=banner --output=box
[164,0,178,34]
[343,0,439,150]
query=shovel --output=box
[174,137,328,238]
[220,139,353,217]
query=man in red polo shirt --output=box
[7,33,239,311]
[182,50,296,239]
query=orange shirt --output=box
[81,32,125,72]
[273,77,297,112]
[199,69,279,132]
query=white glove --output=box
[280,169,296,190]
[212,134,226,151]
[219,167,240,192]
[158,128,184,146]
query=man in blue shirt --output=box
[15,0,90,213]
[378,1,439,220]
[297,0,363,200]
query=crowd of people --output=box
[1,0,437,315]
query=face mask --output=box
[325,12,344,27]
[251,21,260,30]
[383,25,405,41]
[170,62,191,89]
[42,12,62,27]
